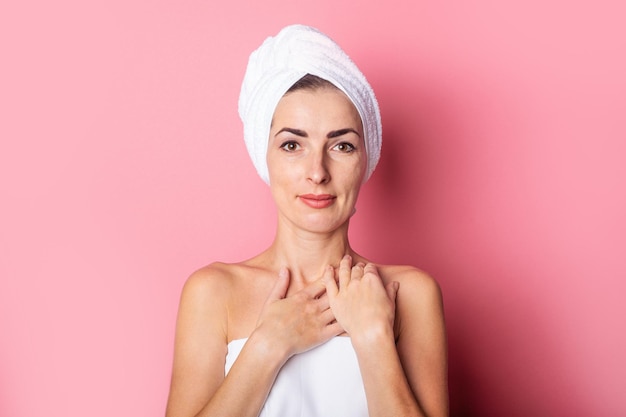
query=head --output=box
[266,75,366,232]
[238,24,382,185]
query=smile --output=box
[298,194,336,209]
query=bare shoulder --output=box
[378,264,443,302]
[184,261,232,289]
[181,259,275,341]
[182,260,260,297]
[178,262,236,310]
[175,263,238,343]
[167,262,245,416]
[377,264,448,415]
[180,261,261,312]
[376,264,444,339]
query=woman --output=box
[166,25,448,417]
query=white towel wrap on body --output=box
[238,24,382,184]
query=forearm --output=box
[194,333,288,417]
[352,328,425,417]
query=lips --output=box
[298,194,336,209]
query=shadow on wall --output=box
[357,68,480,415]
[352,67,475,413]
[351,65,583,416]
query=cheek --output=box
[350,156,367,186]
[350,147,367,181]
[267,152,287,185]
[268,162,298,187]
[340,169,364,198]
[268,161,301,200]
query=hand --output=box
[324,256,399,343]
[254,268,343,359]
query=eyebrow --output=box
[327,128,360,138]
[274,127,360,138]
[275,127,307,137]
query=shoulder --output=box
[176,263,236,334]
[179,260,275,339]
[175,262,255,343]
[378,264,443,302]
[182,261,257,296]
[377,264,449,415]
[178,261,258,321]
[181,262,234,300]
[377,264,445,338]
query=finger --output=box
[302,277,328,299]
[320,305,337,324]
[323,266,338,298]
[339,255,352,289]
[351,262,365,280]
[315,287,331,309]
[387,281,400,302]
[316,296,330,311]
[322,321,344,338]
[266,267,290,302]
[363,263,380,279]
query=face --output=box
[267,87,366,234]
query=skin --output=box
[166,87,449,417]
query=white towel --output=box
[238,24,382,184]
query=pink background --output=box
[1,1,625,416]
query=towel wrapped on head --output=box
[238,24,382,184]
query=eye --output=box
[333,142,356,153]
[280,141,300,152]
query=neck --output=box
[266,220,355,285]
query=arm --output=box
[166,266,342,417]
[325,257,448,417]
[165,267,229,417]
[394,268,448,417]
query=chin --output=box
[298,214,351,234]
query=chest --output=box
[225,274,275,341]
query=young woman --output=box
[166,25,448,417]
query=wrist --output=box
[247,327,292,367]
[350,323,395,351]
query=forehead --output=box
[272,88,363,132]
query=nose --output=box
[307,150,330,184]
